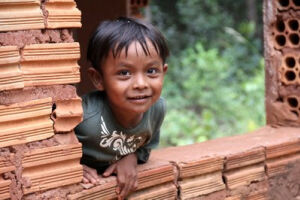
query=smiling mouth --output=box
[128,95,150,100]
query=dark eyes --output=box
[147,68,158,74]
[118,70,131,76]
[117,67,160,78]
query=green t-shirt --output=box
[75,91,166,171]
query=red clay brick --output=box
[137,158,176,190]
[0,178,11,200]
[266,152,300,177]
[224,164,265,190]
[0,0,44,32]
[128,183,177,200]
[67,176,117,200]
[51,98,83,133]
[0,98,54,148]
[179,171,225,199]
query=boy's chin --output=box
[129,105,152,115]
[130,108,150,114]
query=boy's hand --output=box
[82,164,101,185]
[103,153,138,200]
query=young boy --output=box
[75,17,169,199]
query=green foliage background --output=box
[149,0,266,147]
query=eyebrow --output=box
[117,62,135,68]
[117,60,161,68]
[145,61,161,67]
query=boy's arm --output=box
[103,129,160,199]
[101,120,162,199]
[102,123,161,199]
[103,153,138,200]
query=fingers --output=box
[112,154,139,199]
[119,179,130,199]
[117,173,125,193]
[103,163,116,177]
[118,173,138,199]
[82,176,90,184]
[133,179,138,191]
[83,165,100,184]
[83,171,98,184]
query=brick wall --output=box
[0,0,83,199]
[0,0,299,199]
[265,0,300,126]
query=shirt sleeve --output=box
[135,129,160,163]
[135,98,166,164]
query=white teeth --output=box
[131,96,147,99]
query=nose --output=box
[133,74,148,90]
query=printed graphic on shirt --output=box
[99,116,145,161]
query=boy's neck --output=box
[103,95,144,128]
[110,107,144,129]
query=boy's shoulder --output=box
[81,90,105,119]
[152,97,166,112]
[149,97,166,124]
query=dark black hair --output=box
[87,17,169,71]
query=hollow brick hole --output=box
[293,0,300,6]
[276,35,286,46]
[286,57,296,68]
[276,20,286,32]
[285,70,296,81]
[291,110,299,117]
[288,19,299,31]
[289,33,300,45]
[52,103,56,112]
[279,0,290,7]
[287,97,298,108]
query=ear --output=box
[88,67,104,91]
[163,63,168,74]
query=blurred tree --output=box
[149,0,265,147]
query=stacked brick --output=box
[67,159,177,200]
[265,0,300,125]
[263,1,300,198]
[0,0,83,199]
[67,126,300,200]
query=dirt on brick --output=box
[268,160,300,200]
[0,29,74,48]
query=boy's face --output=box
[92,40,167,123]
